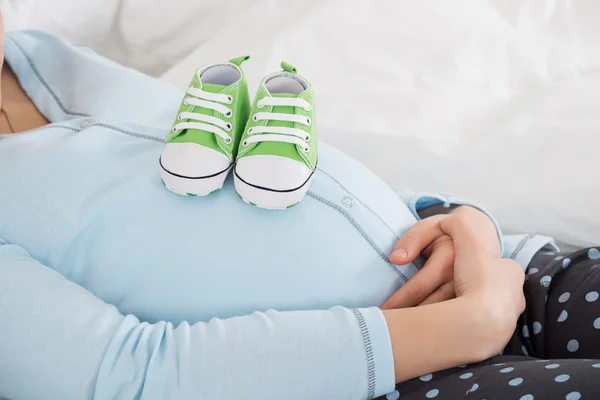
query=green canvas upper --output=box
[237,63,317,170]
[166,56,251,161]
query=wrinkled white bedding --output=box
[4,0,599,248]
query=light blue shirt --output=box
[0,31,556,400]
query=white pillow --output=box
[160,0,600,248]
[2,0,118,44]
[3,0,256,77]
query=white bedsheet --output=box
[5,0,600,248]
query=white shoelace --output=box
[171,86,234,143]
[242,96,313,152]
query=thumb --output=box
[439,214,487,262]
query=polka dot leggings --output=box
[377,247,600,400]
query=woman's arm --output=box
[0,238,395,400]
[383,298,502,382]
[0,233,519,400]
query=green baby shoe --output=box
[233,62,317,209]
[160,56,251,196]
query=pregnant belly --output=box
[60,190,406,325]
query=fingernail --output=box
[391,248,408,260]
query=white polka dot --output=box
[545,364,560,369]
[558,292,571,303]
[509,377,524,386]
[589,248,600,260]
[586,291,599,302]
[555,374,570,382]
[493,363,506,367]
[567,340,579,352]
[466,383,479,394]
[540,275,552,288]
[426,389,439,398]
[533,322,543,335]
[535,359,549,363]
[558,310,569,322]
[592,363,600,368]
[460,372,473,380]
[520,395,534,400]
[594,318,600,329]
[419,373,432,382]
[522,325,530,337]
[522,345,529,356]
[500,367,514,373]
[566,392,581,400]
[562,258,571,268]
[458,365,467,368]
[386,390,400,400]
[528,268,539,275]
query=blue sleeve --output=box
[0,239,395,400]
[394,188,505,256]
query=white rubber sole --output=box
[233,169,314,210]
[159,159,232,197]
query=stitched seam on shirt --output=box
[510,234,534,260]
[91,123,165,143]
[307,191,409,282]
[316,167,399,240]
[0,124,80,137]
[8,38,90,117]
[350,309,376,399]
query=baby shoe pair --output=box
[159,56,316,209]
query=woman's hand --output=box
[382,206,501,309]
[382,213,525,383]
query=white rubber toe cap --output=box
[235,155,312,190]
[160,142,231,178]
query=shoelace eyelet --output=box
[252,114,259,122]
[247,127,254,135]
[304,134,311,142]
[177,114,183,121]
[305,117,311,126]
[242,140,249,147]
[256,101,265,109]
[225,110,233,118]
[183,98,189,106]
[225,123,232,131]
[171,127,177,133]
[226,95,234,104]
[303,105,312,112]
[303,146,310,153]
[224,137,232,144]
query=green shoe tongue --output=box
[201,82,227,93]
[170,83,229,155]
[256,93,304,161]
[267,94,297,129]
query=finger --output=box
[389,215,447,265]
[422,235,452,259]
[440,214,487,262]
[419,281,456,306]
[382,244,454,309]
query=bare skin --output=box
[0,12,50,134]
